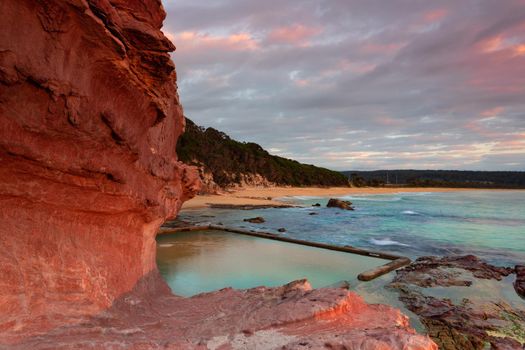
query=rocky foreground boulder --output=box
[0,0,435,349]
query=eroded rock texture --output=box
[390,256,525,349]
[1,1,436,349]
[11,280,437,349]
[0,0,200,341]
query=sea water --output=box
[158,190,524,330]
[177,190,525,267]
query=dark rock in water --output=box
[515,265,525,298]
[327,198,354,210]
[278,228,287,233]
[392,255,514,288]
[309,212,318,215]
[390,255,524,349]
[244,217,265,224]
[312,203,321,207]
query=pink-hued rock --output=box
[8,279,437,349]
[0,0,436,349]
[0,0,200,340]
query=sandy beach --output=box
[181,186,480,210]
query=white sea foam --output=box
[292,196,324,200]
[370,238,409,247]
[341,195,401,202]
[275,195,323,203]
[401,191,431,196]
[402,210,419,215]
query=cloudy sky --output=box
[162,0,525,171]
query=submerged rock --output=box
[278,227,287,232]
[390,255,525,349]
[244,216,266,223]
[327,198,355,210]
[515,265,525,298]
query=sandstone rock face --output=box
[1,1,436,349]
[10,280,438,349]
[0,0,200,340]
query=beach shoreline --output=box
[181,186,506,210]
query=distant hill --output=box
[342,170,525,189]
[177,119,349,191]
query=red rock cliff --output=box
[0,0,200,338]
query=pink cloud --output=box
[374,116,403,127]
[478,35,505,53]
[480,107,504,118]
[424,9,448,22]
[336,59,376,74]
[360,42,406,55]
[171,31,259,52]
[266,24,322,46]
[513,44,525,56]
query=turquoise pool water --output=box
[178,190,525,267]
[157,230,387,297]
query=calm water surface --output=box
[157,230,386,297]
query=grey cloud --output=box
[164,0,525,171]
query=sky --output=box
[162,0,525,171]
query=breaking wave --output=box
[370,238,409,247]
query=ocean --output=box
[177,190,525,267]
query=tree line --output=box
[177,119,350,188]
[343,170,525,188]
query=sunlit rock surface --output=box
[10,280,436,349]
[0,0,435,348]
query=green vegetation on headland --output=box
[344,170,525,189]
[177,118,349,188]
